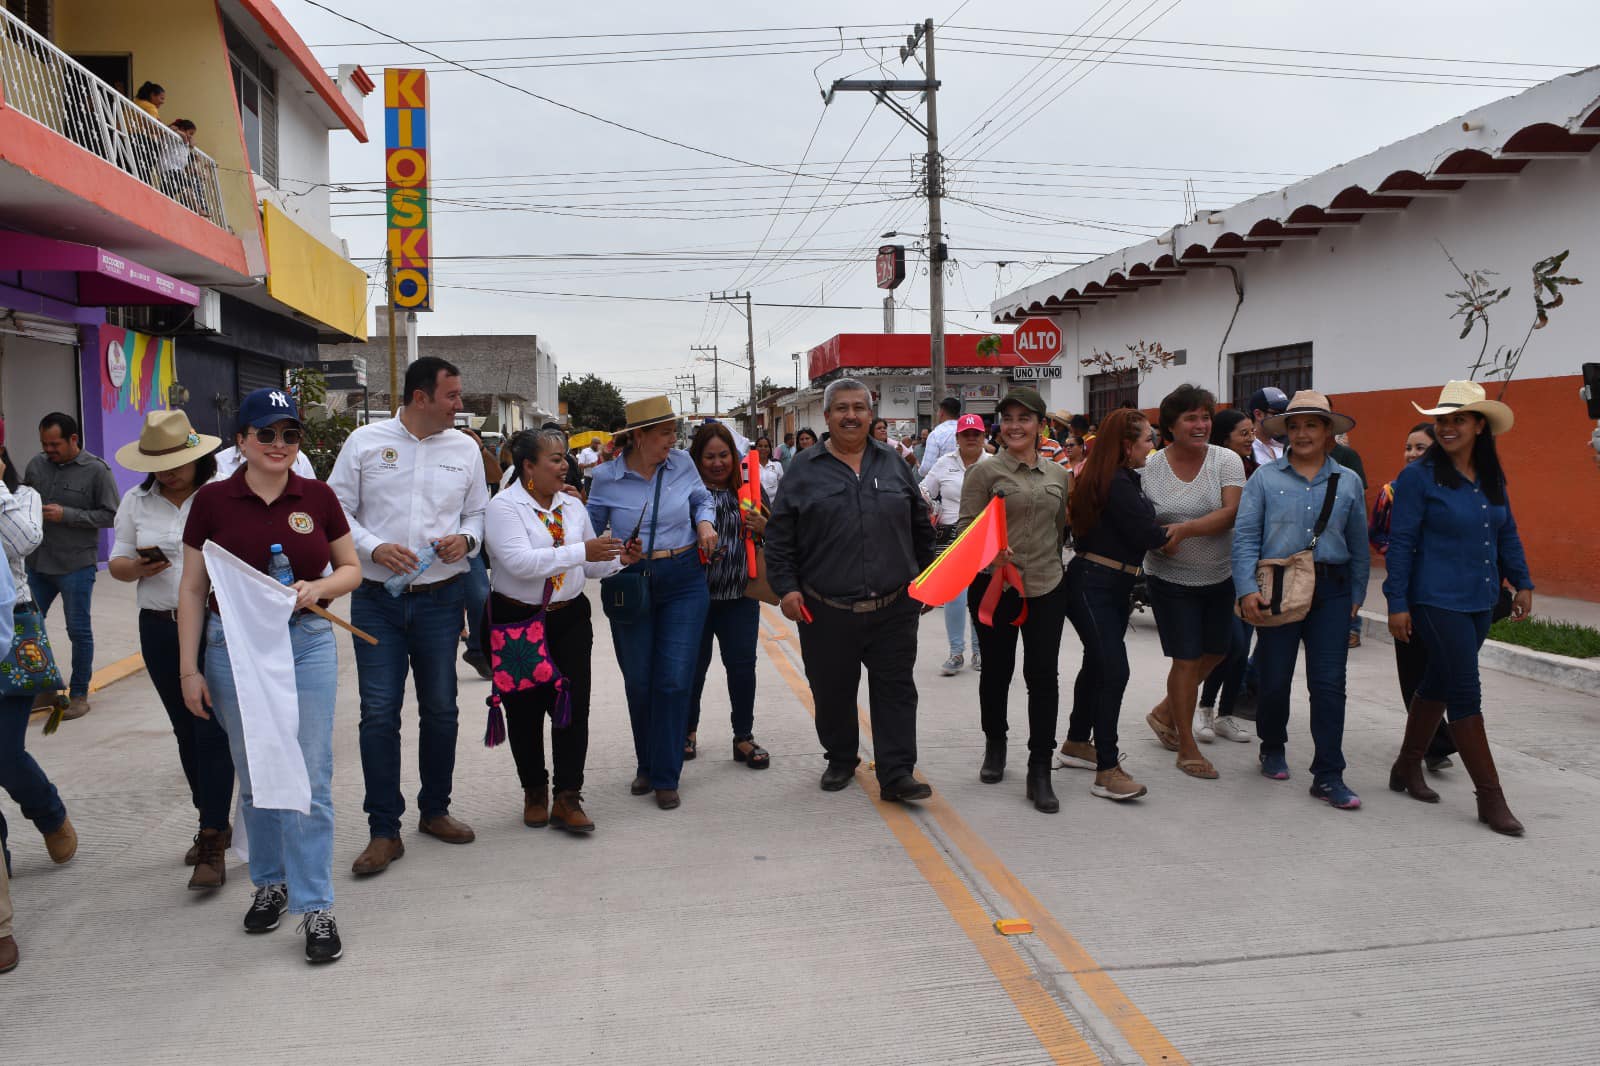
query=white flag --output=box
[202,542,310,815]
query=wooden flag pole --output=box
[306,603,379,645]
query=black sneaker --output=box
[297,909,343,964]
[243,883,288,934]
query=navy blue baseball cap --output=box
[1247,386,1289,415]
[237,387,301,432]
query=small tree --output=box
[1441,245,1581,398]
[559,373,627,431]
[286,367,356,479]
[1080,340,1176,383]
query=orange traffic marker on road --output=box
[994,919,1035,936]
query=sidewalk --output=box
[5,579,1599,1063]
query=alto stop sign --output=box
[1013,317,1063,365]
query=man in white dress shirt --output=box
[215,441,315,480]
[918,395,963,477]
[328,357,490,876]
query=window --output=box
[1231,343,1312,407]
[11,0,51,35]
[224,16,278,186]
[1086,370,1139,425]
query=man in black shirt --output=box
[765,378,937,801]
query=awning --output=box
[261,203,369,341]
[0,232,200,306]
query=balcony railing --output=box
[0,7,229,228]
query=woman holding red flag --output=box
[958,388,1072,813]
[685,424,771,769]
[1058,409,1171,802]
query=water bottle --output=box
[268,544,295,587]
[384,541,439,597]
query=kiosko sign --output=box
[385,69,432,311]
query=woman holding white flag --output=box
[177,388,361,965]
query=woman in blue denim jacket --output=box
[1383,381,1533,836]
[1231,391,1369,811]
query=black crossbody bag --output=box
[599,470,664,625]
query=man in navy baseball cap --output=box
[1247,386,1290,465]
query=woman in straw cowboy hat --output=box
[1232,390,1370,811]
[1383,381,1533,836]
[586,396,717,810]
[110,411,234,889]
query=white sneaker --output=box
[1213,715,1255,743]
[1194,704,1216,744]
[970,649,982,671]
[940,653,964,676]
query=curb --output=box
[1358,611,1599,696]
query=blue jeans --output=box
[0,691,67,866]
[1063,558,1137,771]
[1412,604,1493,722]
[1253,566,1354,782]
[28,566,96,697]
[942,589,974,655]
[609,551,709,790]
[463,554,490,654]
[689,596,760,739]
[350,579,466,838]
[205,612,338,915]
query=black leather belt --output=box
[141,608,179,622]
[362,572,464,595]
[803,585,904,614]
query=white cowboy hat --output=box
[114,410,222,473]
[1412,380,1514,435]
[1261,390,1356,438]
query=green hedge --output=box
[1489,618,1600,659]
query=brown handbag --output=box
[743,544,781,605]
[1240,473,1341,627]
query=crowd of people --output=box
[0,359,1545,974]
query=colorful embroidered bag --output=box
[0,604,66,703]
[482,498,573,747]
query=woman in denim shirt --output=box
[1232,392,1369,811]
[1384,382,1533,836]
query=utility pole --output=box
[690,345,719,417]
[710,291,756,435]
[385,253,399,414]
[674,372,700,414]
[825,18,946,404]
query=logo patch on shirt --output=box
[380,447,399,465]
[288,512,315,535]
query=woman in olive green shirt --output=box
[958,388,1072,813]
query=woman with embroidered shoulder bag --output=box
[484,428,639,834]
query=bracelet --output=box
[180,672,201,680]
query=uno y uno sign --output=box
[385,68,432,311]
[1013,316,1062,366]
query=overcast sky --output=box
[285,0,1595,409]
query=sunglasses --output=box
[250,427,303,446]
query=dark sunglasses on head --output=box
[250,426,303,446]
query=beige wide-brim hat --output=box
[620,395,679,434]
[1412,379,1514,435]
[115,409,222,473]
[1261,389,1356,437]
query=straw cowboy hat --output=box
[115,410,222,473]
[1261,390,1356,437]
[619,395,679,434]
[1411,379,1514,435]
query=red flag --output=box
[739,450,762,578]
[908,497,1007,607]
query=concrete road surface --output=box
[4,578,1597,1064]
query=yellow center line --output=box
[760,605,1187,1066]
[759,623,1101,1066]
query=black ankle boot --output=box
[1025,764,1059,813]
[979,737,1006,783]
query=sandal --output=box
[733,737,771,770]
[1145,712,1180,753]
[1176,755,1218,780]
[683,732,697,761]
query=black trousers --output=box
[1393,625,1456,760]
[969,571,1069,767]
[796,594,919,786]
[1061,558,1138,772]
[494,592,594,794]
[140,609,234,830]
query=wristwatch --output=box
[462,533,478,554]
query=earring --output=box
[524,477,538,493]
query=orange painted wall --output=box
[1332,375,1599,602]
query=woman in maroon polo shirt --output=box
[176,388,361,965]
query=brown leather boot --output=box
[351,836,405,876]
[549,790,595,834]
[1389,697,1446,803]
[187,828,228,890]
[43,817,77,865]
[524,787,550,828]
[186,826,232,866]
[0,935,16,974]
[1448,714,1524,836]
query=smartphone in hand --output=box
[137,546,170,565]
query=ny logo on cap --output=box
[269,391,289,408]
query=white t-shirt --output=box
[215,445,316,480]
[1141,444,1247,586]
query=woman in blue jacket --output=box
[1232,391,1370,811]
[1384,382,1533,836]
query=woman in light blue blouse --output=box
[1232,391,1369,812]
[1384,382,1533,836]
[586,396,718,811]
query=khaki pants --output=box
[0,854,12,939]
